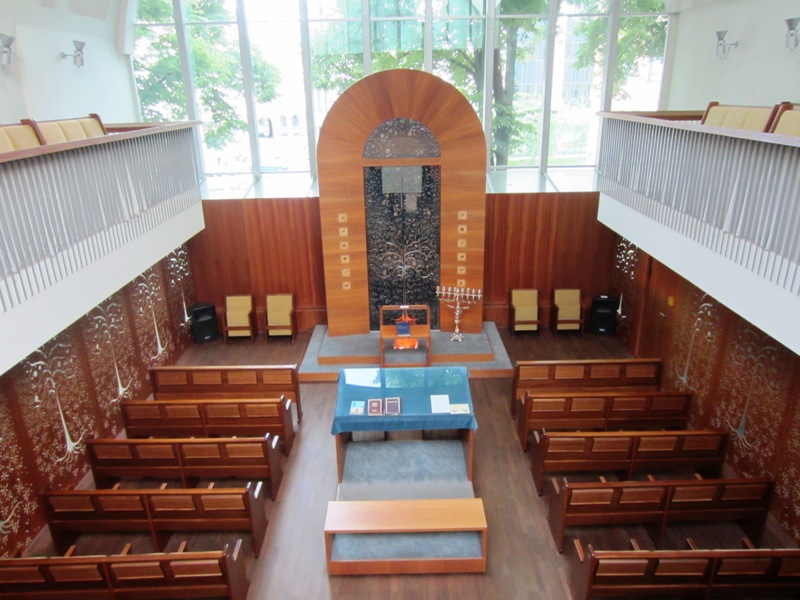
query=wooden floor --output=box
[139,328,793,598]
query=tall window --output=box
[133,0,670,196]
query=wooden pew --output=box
[570,537,800,600]
[324,498,488,575]
[530,429,728,495]
[516,390,691,450]
[0,539,248,600]
[86,434,284,500]
[548,475,774,552]
[43,483,267,557]
[121,397,294,454]
[150,364,303,423]
[511,358,662,417]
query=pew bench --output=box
[43,482,267,557]
[0,539,248,600]
[86,434,283,500]
[121,396,294,454]
[517,390,692,450]
[150,363,303,422]
[570,537,800,600]
[530,429,729,495]
[324,498,488,575]
[511,358,662,417]
[548,475,774,552]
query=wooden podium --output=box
[379,305,431,367]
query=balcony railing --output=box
[0,122,204,374]
[596,111,800,355]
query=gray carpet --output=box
[331,531,483,561]
[337,440,475,501]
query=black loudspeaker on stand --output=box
[190,303,220,342]
[589,296,619,335]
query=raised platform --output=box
[299,322,513,382]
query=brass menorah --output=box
[436,286,482,342]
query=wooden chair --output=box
[223,295,255,341]
[509,289,539,336]
[770,104,800,136]
[265,293,296,342]
[553,288,583,331]
[700,101,787,133]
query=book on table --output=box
[430,394,450,413]
[349,400,365,415]
[367,398,384,416]
[450,403,470,414]
[385,397,401,415]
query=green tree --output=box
[571,0,668,100]
[134,0,280,149]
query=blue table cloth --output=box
[331,366,477,435]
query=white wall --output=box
[0,0,138,123]
[666,0,800,108]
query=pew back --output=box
[530,429,728,495]
[0,540,248,600]
[150,364,302,422]
[121,397,294,453]
[517,390,691,450]
[511,358,661,417]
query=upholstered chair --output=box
[553,288,583,332]
[509,289,540,336]
[223,295,255,341]
[265,293,296,342]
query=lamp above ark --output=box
[0,33,14,69]
[715,30,738,60]
[61,40,85,67]
[787,17,800,52]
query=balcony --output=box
[0,122,204,375]
[596,111,800,355]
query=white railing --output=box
[0,123,202,311]
[596,111,800,357]
[597,113,800,296]
[0,123,205,375]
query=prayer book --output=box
[367,398,384,416]
[349,400,365,415]
[430,394,450,413]
[385,397,401,415]
[449,403,470,414]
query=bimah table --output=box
[331,366,477,482]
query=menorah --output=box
[436,286,482,342]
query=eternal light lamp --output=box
[715,30,738,60]
[61,40,85,67]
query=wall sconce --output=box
[61,40,85,67]
[715,30,738,59]
[787,17,800,52]
[0,33,14,70]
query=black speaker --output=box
[589,296,619,335]
[190,303,219,343]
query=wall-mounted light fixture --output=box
[0,33,14,69]
[715,30,738,59]
[61,40,85,67]
[787,17,800,52]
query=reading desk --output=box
[331,367,477,482]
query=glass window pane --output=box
[248,13,309,174]
[432,17,485,116]
[622,0,666,13]
[496,0,549,15]
[134,24,187,122]
[307,0,362,19]
[491,17,548,168]
[136,0,176,24]
[186,23,249,178]
[610,15,667,111]
[371,19,424,73]
[370,0,425,18]
[548,15,606,166]
[434,0,486,18]
[310,20,365,130]
[184,0,238,23]
[559,0,609,16]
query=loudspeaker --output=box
[190,303,219,343]
[589,296,618,335]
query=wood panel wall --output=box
[0,248,194,557]
[188,198,327,334]
[483,192,618,328]
[317,69,486,336]
[611,238,800,543]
